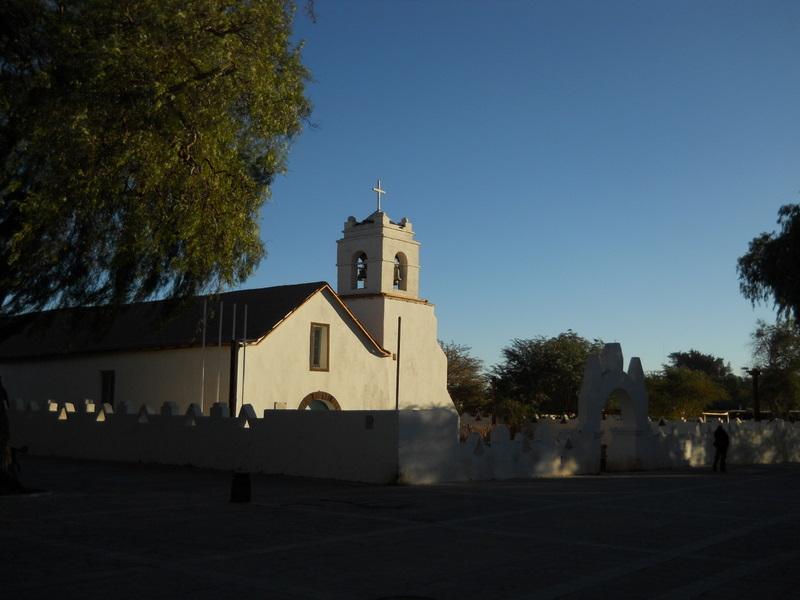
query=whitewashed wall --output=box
[12,399,798,485]
[9,402,399,484]
[344,296,454,410]
[399,417,800,483]
[0,288,403,417]
[240,288,396,412]
[0,346,229,416]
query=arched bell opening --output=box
[393,252,408,291]
[351,252,368,290]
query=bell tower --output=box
[333,180,453,411]
[336,211,420,300]
[336,179,420,300]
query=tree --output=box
[665,349,744,410]
[666,350,731,381]
[0,0,311,315]
[646,367,729,420]
[491,331,603,416]
[751,319,800,416]
[440,341,488,415]
[738,204,800,322]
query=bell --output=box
[393,265,403,285]
[357,265,367,281]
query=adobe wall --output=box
[9,401,399,484]
[0,288,399,417]
[0,346,229,416]
[240,288,395,413]
[344,296,455,410]
[10,400,800,485]
[399,417,800,483]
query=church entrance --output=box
[298,391,341,411]
[305,400,330,410]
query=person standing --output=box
[712,423,730,473]
[0,376,10,479]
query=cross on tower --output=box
[372,179,386,212]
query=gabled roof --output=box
[0,282,389,360]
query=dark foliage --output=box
[492,331,602,416]
[665,349,743,410]
[751,319,800,416]
[738,204,800,322]
[0,0,311,315]
[440,341,488,415]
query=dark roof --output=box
[0,282,331,360]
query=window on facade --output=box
[310,323,330,371]
[100,370,115,407]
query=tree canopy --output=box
[491,331,603,416]
[738,204,800,323]
[751,319,800,416]
[665,350,731,381]
[665,349,744,410]
[646,367,729,420]
[440,341,488,415]
[0,0,311,315]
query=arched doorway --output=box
[298,391,341,411]
[604,387,635,423]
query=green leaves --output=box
[0,0,311,314]
[646,368,729,420]
[491,331,603,415]
[738,206,800,413]
[738,204,800,322]
[751,319,800,416]
[440,341,488,415]
[665,350,731,381]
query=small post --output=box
[230,471,251,503]
[491,379,497,426]
[743,367,762,421]
[752,368,761,421]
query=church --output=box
[0,194,455,417]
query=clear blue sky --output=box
[247,0,799,374]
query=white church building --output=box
[0,203,455,417]
[8,196,799,484]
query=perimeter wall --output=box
[8,401,800,484]
[9,401,399,484]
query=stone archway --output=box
[575,344,651,471]
[576,343,649,434]
[298,391,341,411]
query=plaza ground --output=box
[2,458,800,599]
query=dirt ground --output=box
[3,457,800,599]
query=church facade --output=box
[0,207,454,416]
